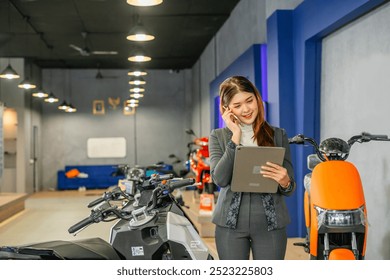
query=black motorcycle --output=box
[0,169,214,260]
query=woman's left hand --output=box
[260,162,290,188]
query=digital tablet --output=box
[231,146,286,193]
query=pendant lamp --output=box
[58,101,70,110]
[127,20,155,42]
[0,2,20,80]
[129,76,146,85]
[128,48,151,62]
[127,0,163,7]
[128,54,151,62]
[18,78,36,89]
[0,63,20,80]
[65,104,77,113]
[128,69,148,77]
[44,92,59,103]
[130,93,144,99]
[129,87,145,93]
[32,88,49,98]
[19,63,37,89]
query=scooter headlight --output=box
[314,206,366,229]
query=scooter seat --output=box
[2,238,122,260]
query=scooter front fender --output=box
[328,248,356,260]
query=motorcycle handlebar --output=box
[168,178,196,192]
[152,173,174,181]
[87,197,105,208]
[87,187,126,208]
[68,216,94,234]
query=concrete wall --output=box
[0,58,41,194]
[40,68,192,189]
[191,0,266,137]
[190,0,303,137]
[1,0,303,193]
[321,1,390,259]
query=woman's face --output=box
[228,91,258,125]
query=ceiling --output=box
[0,0,241,70]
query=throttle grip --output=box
[68,216,94,234]
[87,196,105,208]
[168,178,196,192]
[289,134,305,144]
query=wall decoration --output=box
[87,137,126,158]
[92,100,105,115]
[123,101,136,115]
[108,97,120,110]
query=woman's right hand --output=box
[222,107,241,144]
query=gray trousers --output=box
[215,193,287,260]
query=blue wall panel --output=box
[210,44,263,129]
[267,0,388,237]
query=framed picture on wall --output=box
[93,100,105,115]
[123,101,136,115]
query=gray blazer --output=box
[209,125,295,229]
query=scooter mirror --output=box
[307,154,322,170]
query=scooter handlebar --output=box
[288,134,305,144]
[362,132,389,141]
[68,216,94,234]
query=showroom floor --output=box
[0,189,306,260]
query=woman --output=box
[209,76,295,260]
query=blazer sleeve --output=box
[277,128,296,196]
[209,129,236,188]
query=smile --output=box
[242,113,252,119]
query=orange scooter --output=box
[185,129,216,194]
[289,132,390,260]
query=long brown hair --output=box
[219,76,274,146]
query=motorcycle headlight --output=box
[314,206,366,229]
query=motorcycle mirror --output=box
[185,129,196,137]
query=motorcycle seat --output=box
[1,237,122,260]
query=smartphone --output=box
[223,106,239,123]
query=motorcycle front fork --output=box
[323,232,359,260]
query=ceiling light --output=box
[18,78,37,89]
[128,54,151,62]
[126,0,163,7]
[32,88,49,98]
[58,101,70,110]
[128,48,151,62]
[129,87,145,93]
[0,63,20,80]
[126,98,139,104]
[129,76,146,85]
[130,93,144,99]
[44,92,59,103]
[65,104,77,113]
[1,2,20,80]
[128,70,148,76]
[127,21,155,42]
[127,103,139,108]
